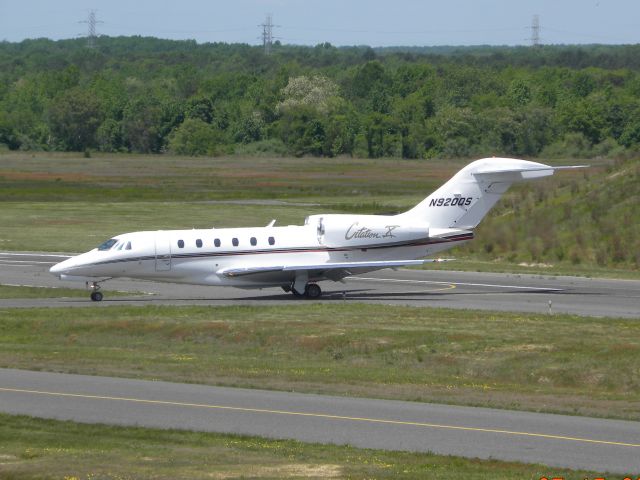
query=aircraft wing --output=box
[219,258,452,278]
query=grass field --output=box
[0,152,446,204]
[2,151,638,278]
[1,304,638,420]
[0,413,598,480]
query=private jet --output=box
[50,157,583,301]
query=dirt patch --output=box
[41,219,94,225]
[0,171,92,182]
[209,463,342,479]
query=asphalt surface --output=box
[1,368,638,473]
[1,251,639,318]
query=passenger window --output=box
[268,236,275,246]
[178,240,184,249]
[214,238,221,247]
[250,237,257,246]
[196,239,203,248]
[232,238,239,247]
[126,242,132,250]
[116,242,124,250]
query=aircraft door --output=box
[316,217,325,245]
[155,234,172,271]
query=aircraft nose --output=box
[49,259,71,276]
[49,262,63,275]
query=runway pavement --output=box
[1,368,638,473]
[1,251,639,318]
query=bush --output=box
[168,118,225,156]
[233,138,288,157]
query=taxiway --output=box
[0,368,638,473]
[0,251,638,318]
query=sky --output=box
[1,0,639,47]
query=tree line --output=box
[1,37,640,158]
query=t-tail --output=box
[397,157,586,229]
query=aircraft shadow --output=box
[227,287,569,302]
[42,286,580,305]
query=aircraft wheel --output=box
[90,291,103,302]
[305,283,322,299]
[291,288,305,298]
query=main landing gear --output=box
[304,283,322,299]
[283,282,322,299]
[284,272,323,299]
[88,281,104,302]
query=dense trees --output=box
[1,37,640,158]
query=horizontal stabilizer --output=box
[473,164,588,182]
[474,165,588,175]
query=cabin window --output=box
[250,237,257,246]
[232,238,239,247]
[177,240,184,249]
[98,238,117,251]
[214,238,221,247]
[196,239,203,248]
[125,242,132,250]
[268,236,275,246]
[116,242,124,250]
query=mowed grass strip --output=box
[0,285,139,299]
[0,201,325,252]
[0,285,91,299]
[0,413,598,480]
[1,304,638,419]
[0,152,444,203]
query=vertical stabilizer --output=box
[397,158,574,229]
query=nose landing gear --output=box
[88,281,104,302]
[90,291,103,302]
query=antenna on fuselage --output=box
[267,219,276,227]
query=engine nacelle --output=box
[305,214,429,247]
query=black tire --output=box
[90,291,103,302]
[305,283,322,299]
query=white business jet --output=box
[50,158,583,301]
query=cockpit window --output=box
[97,238,118,251]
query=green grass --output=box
[0,284,139,299]
[424,259,640,280]
[0,201,327,252]
[1,304,638,420]
[0,413,599,480]
[0,151,448,203]
[0,284,89,299]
